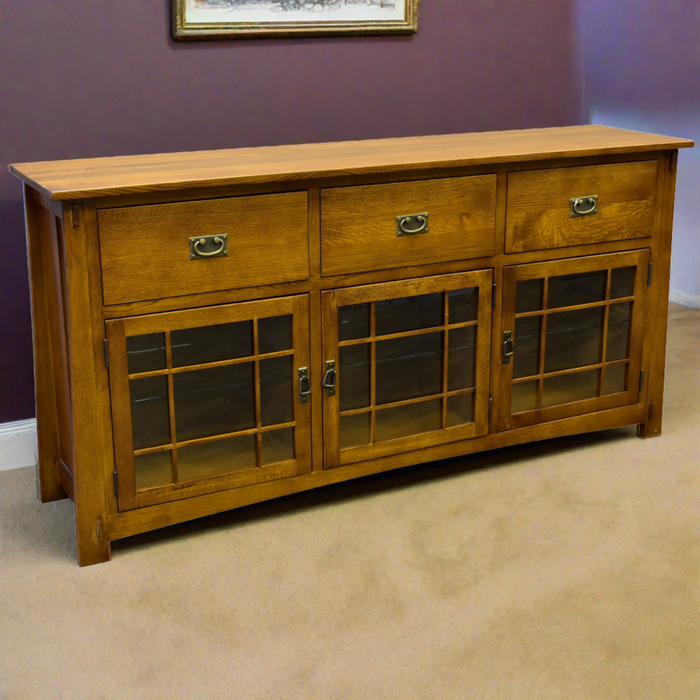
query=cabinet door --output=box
[106,295,311,510]
[322,271,493,469]
[495,250,649,431]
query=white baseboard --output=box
[670,289,700,309]
[0,419,37,472]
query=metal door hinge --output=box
[488,396,493,422]
[103,339,109,368]
[298,367,311,403]
[71,204,81,228]
[639,369,644,393]
[647,262,653,286]
[492,283,496,309]
[113,471,119,499]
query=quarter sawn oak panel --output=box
[321,176,497,276]
[98,192,309,304]
[506,161,659,253]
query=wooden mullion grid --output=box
[253,318,263,469]
[127,349,293,380]
[132,421,296,457]
[514,295,634,320]
[536,278,549,408]
[370,302,376,445]
[338,320,478,348]
[511,358,630,384]
[442,292,450,430]
[164,330,179,484]
[599,269,613,396]
[339,388,476,417]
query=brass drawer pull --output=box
[570,195,598,217]
[396,213,429,236]
[189,234,228,259]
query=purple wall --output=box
[577,0,700,305]
[0,0,581,424]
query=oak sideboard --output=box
[10,125,693,566]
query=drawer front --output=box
[505,161,659,253]
[321,175,497,276]
[98,192,309,305]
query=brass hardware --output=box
[71,204,81,228]
[570,195,598,217]
[488,396,493,423]
[189,234,228,259]
[298,367,311,404]
[322,360,337,397]
[396,213,429,236]
[502,331,514,364]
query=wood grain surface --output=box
[506,161,660,252]
[321,176,496,276]
[9,126,693,201]
[98,192,309,304]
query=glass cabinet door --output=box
[322,270,493,469]
[496,250,649,431]
[106,295,311,510]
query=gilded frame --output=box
[172,1,419,40]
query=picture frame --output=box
[172,0,419,40]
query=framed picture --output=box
[173,0,419,40]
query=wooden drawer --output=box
[321,175,497,276]
[98,192,309,304]
[505,161,659,253]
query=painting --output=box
[173,0,419,40]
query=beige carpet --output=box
[1,305,698,699]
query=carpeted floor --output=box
[0,305,698,699]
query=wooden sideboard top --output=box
[9,125,693,201]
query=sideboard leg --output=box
[637,151,677,441]
[62,201,112,566]
[75,512,112,567]
[23,185,66,503]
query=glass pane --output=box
[376,332,443,405]
[171,321,254,368]
[516,279,544,314]
[603,363,627,395]
[339,303,371,341]
[448,326,476,391]
[610,267,636,300]
[174,363,255,442]
[544,306,605,373]
[607,302,632,361]
[514,316,542,379]
[375,399,442,443]
[258,315,292,355]
[262,428,295,465]
[340,413,371,449]
[542,369,600,408]
[447,393,474,428]
[134,451,173,490]
[548,270,607,309]
[339,344,371,411]
[127,333,166,374]
[130,376,170,450]
[375,293,443,335]
[448,288,478,323]
[178,435,256,482]
[512,380,538,414]
[260,356,294,427]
